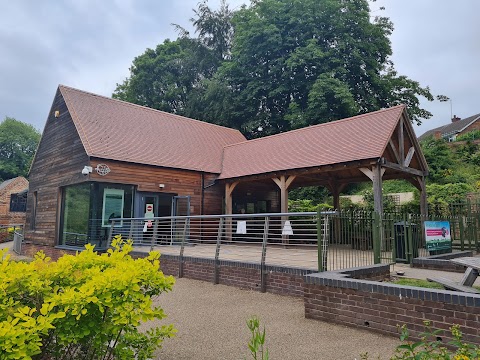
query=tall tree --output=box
[115,0,436,138]
[214,0,434,136]
[114,0,234,119]
[0,117,41,181]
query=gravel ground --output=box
[146,278,401,360]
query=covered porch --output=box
[220,105,429,219]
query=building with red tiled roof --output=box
[418,113,480,142]
[24,85,428,254]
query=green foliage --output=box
[427,183,473,204]
[246,317,269,360]
[0,227,16,243]
[456,129,480,142]
[0,236,175,359]
[288,199,333,212]
[361,189,397,212]
[0,117,41,181]
[382,180,416,194]
[115,0,437,139]
[288,186,329,204]
[420,136,455,184]
[390,322,480,360]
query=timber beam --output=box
[381,160,426,177]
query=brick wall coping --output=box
[305,264,480,307]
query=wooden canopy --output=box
[219,106,429,216]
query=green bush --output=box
[361,322,480,360]
[391,322,480,360]
[288,199,333,212]
[0,236,175,359]
[456,129,480,142]
[427,183,473,204]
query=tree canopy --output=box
[114,0,437,138]
[0,117,41,181]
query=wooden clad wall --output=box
[25,89,90,246]
[89,159,224,216]
[25,90,227,248]
[203,173,224,215]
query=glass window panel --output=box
[62,183,90,246]
[102,189,124,227]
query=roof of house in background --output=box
[0,177,28,193]
[59,85,247,174]
[0,179,14,192]
[218,105,406,179]
[418,113,480,141]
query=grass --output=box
[392,278,444,289]
[392,277,480,290]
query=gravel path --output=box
[147,278,401,360]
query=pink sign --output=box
[426,229,449,237]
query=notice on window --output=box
[102,189,124,227]
[424,221,452,252]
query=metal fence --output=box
[13,229,23,254]
[107,211,404,272]
[0,224,24,254]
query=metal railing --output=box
[53,206,480,274]
[105,211,391,273]
[0,224,24,254]
[13,229,23,254]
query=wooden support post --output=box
[418,176,428,218]
[327,181,347,243]
[372,164,384,214]
[272,175,296,244]
[225,182,238,242]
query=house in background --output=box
[418,113,480,142]
[24,85,429,256]
[0,176,28,226]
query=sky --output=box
[0,0,478,137]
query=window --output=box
[61,183,90,246]
[59,182,134,248]
[10,193,27,212]
[102,189,124,227]
[31,191,37,230]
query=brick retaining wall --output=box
[151,253,315,297]
[304,267,480,344]
[22,243,480,345]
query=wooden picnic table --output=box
[427,257,480,294]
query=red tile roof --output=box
[218,105,405,179]
[59,85,246,174]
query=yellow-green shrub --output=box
[0,236,175,359]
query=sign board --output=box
[145,203,154,219]
[236,220,247,234]
[424,221,452,252]
[282,220,294,236]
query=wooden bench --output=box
[427,277,480,294]
[428,257,480,294]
